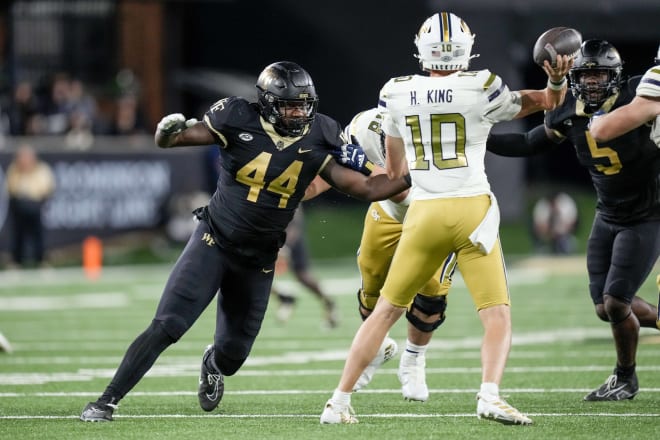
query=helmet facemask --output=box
[569,68,621,110]
[256,61,319,137]
[262,94,318,137]
[569,40,622,112]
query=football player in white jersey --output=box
[344,108,457,401]
[321,11,572,426]
[590,44,660,145]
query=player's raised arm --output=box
[514,54,573,118]
[514,28,582,118]
[155,113,215,148]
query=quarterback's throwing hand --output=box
[331,143,374,176]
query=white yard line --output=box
[1,412,659,420]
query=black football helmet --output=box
[569,40,623,111]
[256,61,318,137]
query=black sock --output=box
[615,364,636,379]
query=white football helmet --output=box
[414,12,479,71]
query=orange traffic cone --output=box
[82,236,103,280]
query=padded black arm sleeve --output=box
[486,125,559,157]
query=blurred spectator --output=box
[532,192,579,254]
[68,78,98,125]
[40,72,72,134]
[64,109,94,150]
[5,144,56,268]
[108,93,148,136]
[7,80,39,135]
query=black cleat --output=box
[584,371,639,401]
[198,344,224,411]
[80,401,116,422]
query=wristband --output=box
[403,174,412,187]
[364,161,375,175]
[547,77,567,91]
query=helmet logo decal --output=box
[239,133,254,142]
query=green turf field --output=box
[0,256,658,439]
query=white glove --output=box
[157,113,199,135]
[588,110,605,130]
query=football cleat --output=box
[80,401,117,422]
[198,344,225,411]
[353,336,398,391]
[398,351,428,402]
[0,332,13,353]
[476,393,532,425]
[274,293,297,324]
[320,399,358,424]
[583,371,638,401]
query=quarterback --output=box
[344,108,456,401]
[321,11,572,426]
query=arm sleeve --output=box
[486,125,560,157]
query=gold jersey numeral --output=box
[236,152,303,208]
[585,131,622,175]
[406,113,467,170]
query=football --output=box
[532,27,582,67]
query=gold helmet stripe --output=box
[441,12,451,42]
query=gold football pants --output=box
[381,195,510,310]
[357,202,454,310]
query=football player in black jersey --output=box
[80,61,411,422]
[487,40,660,401]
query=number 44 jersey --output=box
[202,96,343,250]
[378,70,523,200]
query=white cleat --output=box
[0,332,13,354]
[398,352,429,402]
[353,337,398,391]
[320,399,358,424]
[476,392,532,425]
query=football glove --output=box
[332,143,375,176]
[588,110,605,129]
[156,113,199,135]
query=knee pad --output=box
[215,349,247,376]
[604,295,632,324]
[156,314,191,341]
[406,294,447,333]
[357,289,372,321]
[594,304,609,322]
